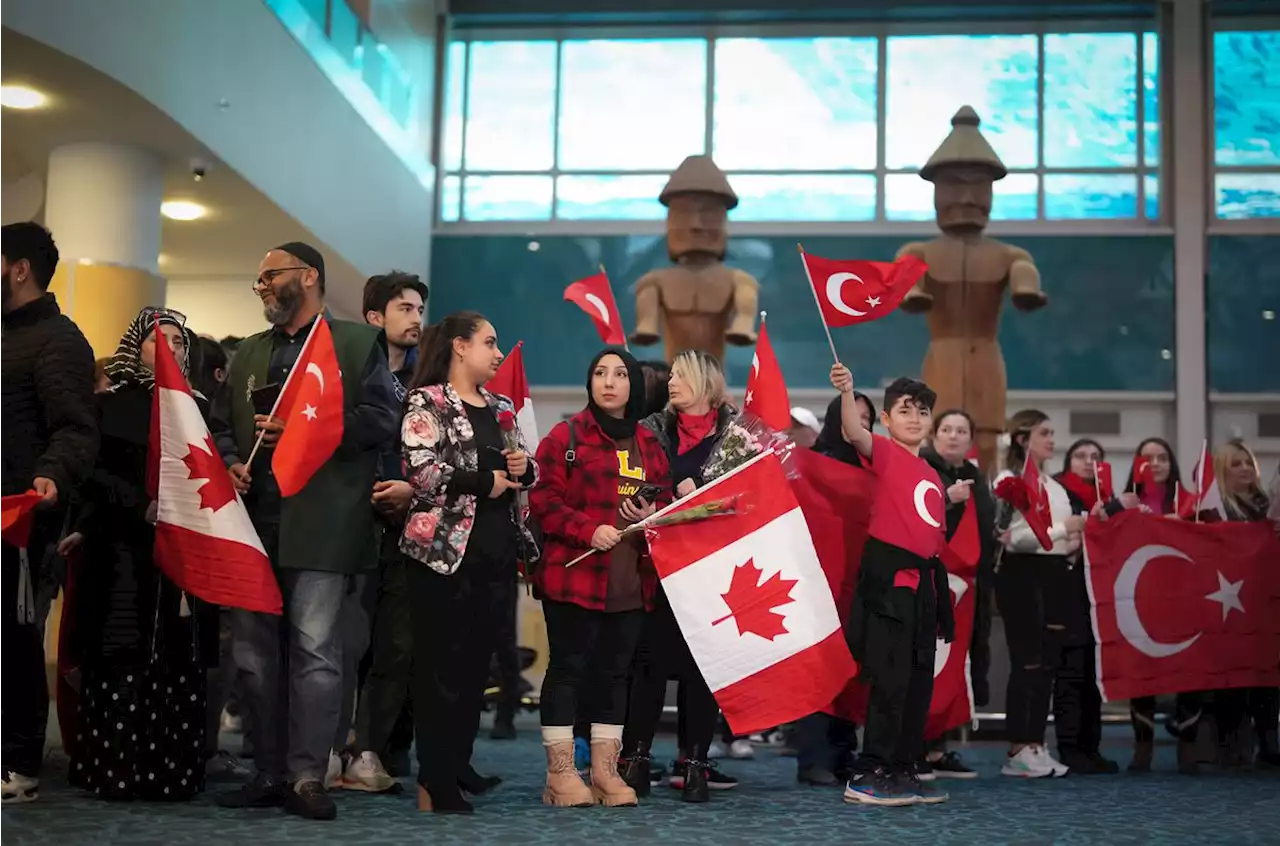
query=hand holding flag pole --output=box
[243,314,324,469]
[796,243,841,364]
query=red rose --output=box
[497,410,517,432]
[994,476,1031,512]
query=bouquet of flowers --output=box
[993,475,1033,512]
[700,410,798,483]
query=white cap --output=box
[790,407,821,435]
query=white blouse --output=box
[995,469,1078,556]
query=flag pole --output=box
[600,263,630,352]
[796,243,840,364]
[1194,438,1206,523]
[1092,460,1103,503]
[244,312,324,469]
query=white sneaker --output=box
[707,741,728,760]
[1,771,38,804]
[341,751,396,793]
[1000,746,1057,778]
[1032,745,1070,777]
[728,739,755,760]
[325,751,343,790]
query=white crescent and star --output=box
[935,573,971,678]
[912,480,943,528]
[584,293,612,326]
[306,362,326,393]
[825,272,867,317]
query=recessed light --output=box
[1264,310,1275,321]
[1,84,48,110]
[158,253,170,266]
[161,200,207,221]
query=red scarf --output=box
[1058,471,1099,510]
[676,409,718,455]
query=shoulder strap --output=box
[565,421,578,477]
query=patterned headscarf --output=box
[105,306,188,392]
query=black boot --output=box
[458,765,502,796]
[418,781,474,814]
[618,747,652,798]
[681,748,711,804]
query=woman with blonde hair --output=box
[619,350,741,803]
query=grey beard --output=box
[263,289,301,326]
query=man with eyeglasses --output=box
[209,242,400,821]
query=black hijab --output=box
[586,348,646,441]
[814,394,868,467]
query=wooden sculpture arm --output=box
[1007,246,1048,311]
[631,271,662,346]
[896,241,933,314]
[725,269,759,346]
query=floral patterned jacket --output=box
[399,383,540,575]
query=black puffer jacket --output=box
[923,448,998,708]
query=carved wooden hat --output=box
[919,105,1008,182]
[659,155,739,209]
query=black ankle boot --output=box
[419,781,474,814]
[458,766,502,796]
[681,756,711,803]
[619,749,652,798]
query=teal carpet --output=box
[4,720,1278,845]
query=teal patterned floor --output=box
[4,719,1278,845]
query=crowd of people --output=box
[3,220,1279,818]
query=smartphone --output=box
[629,484,664,506]
[250,383,281,416]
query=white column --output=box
[43,142,164,274]
[1170,0,1209,469]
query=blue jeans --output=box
[231,568,346,782]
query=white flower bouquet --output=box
[699,411,798,483]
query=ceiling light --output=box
[0,85,48,110]
[161,200,207,221]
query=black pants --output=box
[541,600,644,727]
[408,555,512,788]
[1215,687,1280,741]
[796,712,858,773]
[1053,641,1103,755]
[491,579,521,726]
[1131,692,1205,742]
[623,588,718,757]
[355,553,414,757]
[2,542,48,777]
[996,552,1071,745]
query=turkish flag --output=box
[273,318,344,497]
[1084,510,1280,700]
[800,252,928,328]
[646,450,858,735]
[1022,454,1055,550]
[1188,441,1226,521]
[1,491,43,547]
[930,499,980,737]
[564,271,626,345]
[1128,454,1157,492]
[149,319,281,614]
[743,317,791,431]
[486,341,540,450]
[1095,460,1115,501]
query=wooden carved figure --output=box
[897,106,1048,471]
[631,155,759,363]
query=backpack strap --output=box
[564,421,578,477]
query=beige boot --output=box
[542,741,594,807]
[590,737,639,807]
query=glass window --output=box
[1044,173,1138,219]
[1143,31,1160,166]
[713,38,878,170]
[1144,174,1159,220]
[557,39,706,171]
[1215,173,1280,219]
[464,41,557,171]
[462,175,553,221]
[884,173,1037,221]
[555,175,669,220]
[729,175,876,222]
[885,34,1039,170]
[440,175,461,223]
[1214,31,1280,166]
[442,41,467,172]
[1043,33,1138,168]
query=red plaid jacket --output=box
[529,409,672,611]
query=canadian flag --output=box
[743,314,790,432]
[800,251,928,328]
[487,341,540,449]
[931,498,980,738]
[273,318,344,497]
[1190,440,1226,520]
[564,271,626,345]
[645,450,857,735]
[149,320,281,614]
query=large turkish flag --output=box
[1084,510,1280,700]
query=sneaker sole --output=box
[1000,766,1056,778]
[915,793,950,805]
[339,777,398,793]
[1,790,38,805]
[842,788,914,807]
[667,778,738,791]
[932,770,979,779]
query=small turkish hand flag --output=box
[273,318,344,497]
[801,252,927,328]
[1096,460,1115,501]
[743,317,791,432]
[1128,454,1158,493]
[1085,510,1280,700]
[564,271,626,345]
[1190,441,1227,520]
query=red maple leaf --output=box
[712,558,798,641]
[182,435,238,512]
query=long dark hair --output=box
[409,310,487,390]
[1005,408,1050,471]
[639,360,670,417]
[1126,436,1184,514]
[1061,437,1105,475]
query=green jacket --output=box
[224,316,383,574]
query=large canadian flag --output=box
[799,251,928,328]
[149,321,281,614]
[486,341,539,448]
[743,314,790,432]
[1085,510,1280,700]
[645,450,857,734]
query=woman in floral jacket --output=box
[399,310,537,815]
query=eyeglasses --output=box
[140,305,187,327]
[252,266,309,291]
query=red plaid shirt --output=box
[528,409,671,611]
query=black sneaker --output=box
[618,753,652,797]
[930,751,979,779]
[283,779,337,820]
[681,758,710,803]
[899,771,948,805]
[215,773,286,808]
[913,760,936,782]
[668,759,739,790]
[842,767,914,807]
